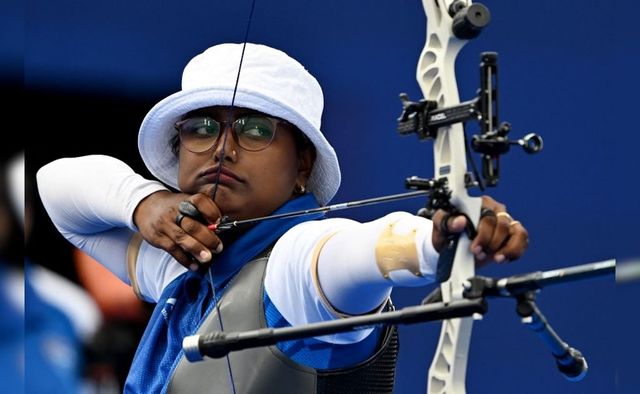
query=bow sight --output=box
[397,52,543,189]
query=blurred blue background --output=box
[8,0,638,392]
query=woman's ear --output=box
[297,144,316,184]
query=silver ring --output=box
[175,213,186,226]
[480,208,496,220]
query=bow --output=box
[403,1,541,391]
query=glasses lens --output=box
[234,115,277,151]
[178,117,220,153]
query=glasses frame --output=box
[174,114,291,153]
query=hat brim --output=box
[138,86,340,206]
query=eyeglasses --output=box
[175,114,289,153]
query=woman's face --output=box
[177,106,314,221]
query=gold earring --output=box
[294,184,306,194]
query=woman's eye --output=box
[186,118,218,136]
[192,125,214,136]
[239,118,274,139]
[243,125,271,138]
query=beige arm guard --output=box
[315,212,439,315]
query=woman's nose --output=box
[212,125,239,162]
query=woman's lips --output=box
[200,167,243,185]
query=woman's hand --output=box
[133,191,223,269]
[431,195,529,268]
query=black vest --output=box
[168,256,399,393]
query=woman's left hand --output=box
[431,195,529,268]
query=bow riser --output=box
[419,1,482,393]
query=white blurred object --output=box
[5,150,103,340]
[616,259,640,283]
[6,151,24,229]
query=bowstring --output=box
[207,0,258,392]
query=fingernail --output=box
[495,254,505,263]
[189,262,199,271]
[214,243,224,254]
[473,245,483,254]
[477,251,487,260]
[199,250,211,262]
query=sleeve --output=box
[264,212,440,344]
[134,240,187,303]
[36,155,181,300]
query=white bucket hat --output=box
[138,43,341,206]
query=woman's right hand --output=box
[133,191,223,269]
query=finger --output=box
[480,195,506,213]
[175,213,186,227]
[172,220,222,263]
[432,209,468,253]
[178,215,224,254]
[494,221,529,263]
[447,215,467,233]
[156,237,198,269]
[485,212,511,254]
[431,209,448,252]
[470,208,496,258]
[433,210,467,235]
[179,201,207,224]
[189,193,223,225]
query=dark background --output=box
[7,0,638,393]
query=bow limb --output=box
[419,1,482,393]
